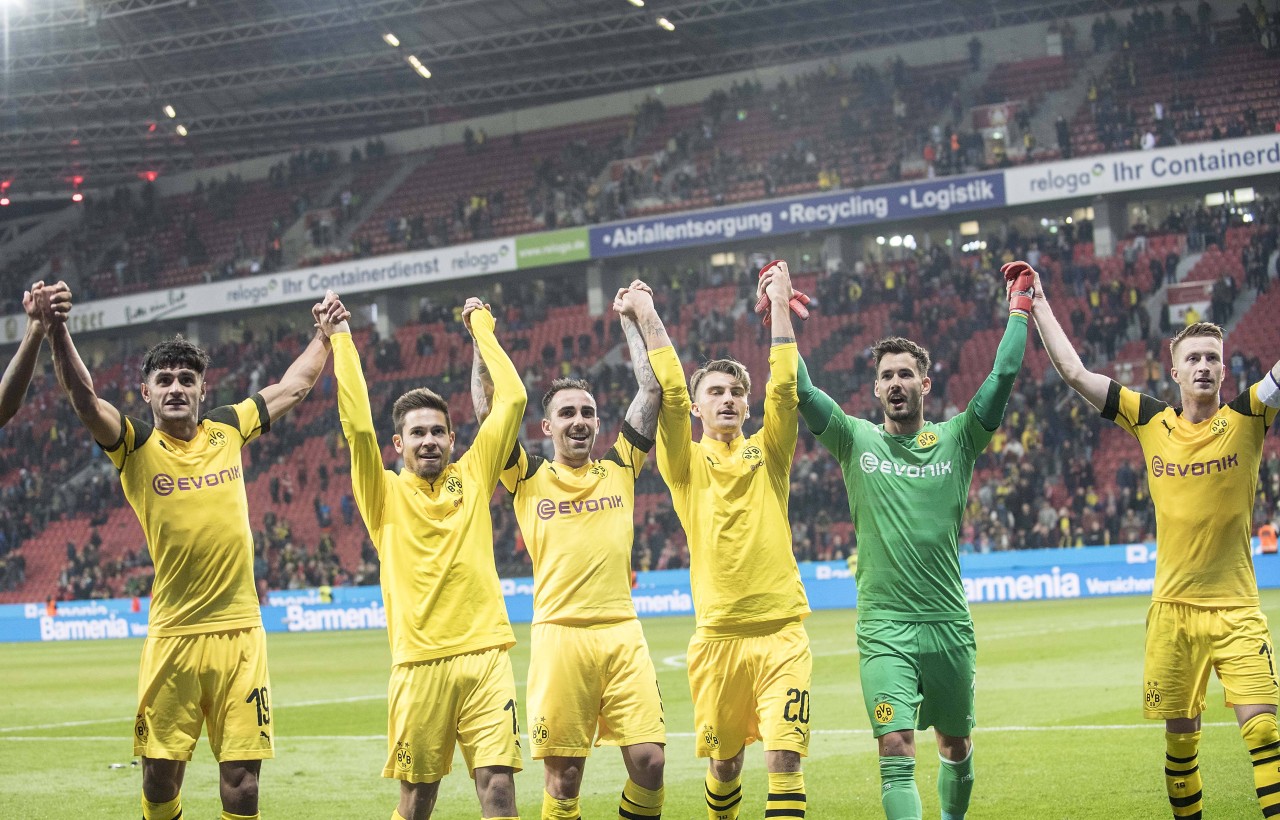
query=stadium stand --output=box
[3,3,1280,604]
[2,195,1277,603]
[1069,19,1280,157]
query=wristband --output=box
[1259,371,1280,408]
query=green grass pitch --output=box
[4,592,1278,819]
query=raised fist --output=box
[755,260,811,326]
[1001,261,1035,316]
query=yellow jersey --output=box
[500,425,651,626]
[649,343,810,636]
[333,313,526,666]
[1103,380,1278,607]
[106,397,267,637]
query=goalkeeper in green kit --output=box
[774,261,1032,820]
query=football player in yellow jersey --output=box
[42,292,342,820]
[1,280,70,427]
[649,261,811,820]
[318,292,525,820]
[473,279,671,820]
[1025,260,1280,820]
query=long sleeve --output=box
[332,333,387,533]
[761,342,799,469]
[797,354,840,435]
[466,310,527,492]
[968,313,1029,432]
[648,345,692,487]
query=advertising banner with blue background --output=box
[588,172,1006,258]
[6,542,1279,643]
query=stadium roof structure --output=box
[2,0,1127,192]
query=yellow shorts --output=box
[133,627,274,763]
[687,621,812,759]
[385,647,524,783]
[525,619,665,759]
[1143,601,1279,719]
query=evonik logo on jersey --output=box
[859,453,952,478]
[151,466,242,496]
[536,494,624,521]
[1150,453,1238,478]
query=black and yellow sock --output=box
[141,795,181,820]
[542,790,581,820]
[704,771,742,820]
[1243,712,1280,817]
[879,756,921,820]
[938,748,974,820]
[391,811,407,820]
[1165,730,1203,819]
[765,771,805,818]
[619,779,663,819]
[219,813,258,820]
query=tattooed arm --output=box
[472,334,495,424]
[614,281,672,440]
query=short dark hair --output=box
[541,378,593,416]
[689,358,751,398]
[141,336,210,380]
[872,337,931,376]
[392,388,451,435]
[1169,321,1223,360]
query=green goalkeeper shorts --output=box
[856,618,976,738]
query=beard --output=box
[882,390,922,422]
[411,452,447,481]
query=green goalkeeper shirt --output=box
[801,314,1027,622]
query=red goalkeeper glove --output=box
[1001,261,1035,317]
[755,260,812,326]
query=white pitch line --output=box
[0,716,130,733]
[0,722,1242,743]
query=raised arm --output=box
[758,261,799,465]
[760,261,798,345]
[641,289,692,487]
[1022,264,1111,412]
[44,287,123,447]
[0,282,70,427]
[796,354,841,435]
[471,332,495,425]
[317,293,389,530]
[258,302,336,422]
[463,298,527,489]
[615,280,671,441]
[968,306,1029,432]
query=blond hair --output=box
[1169,321,1223,361]
[689,358,751,399]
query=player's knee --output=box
[544,757,585,796]
[218,761,260,811]
[937,733,971,762]
[141,759,183,803]
[766,749,803,773]
[476,766,517,813]
[142,757,184,798]
[633,745,665,782]
[878,731,915,758]
[709,750,744,781]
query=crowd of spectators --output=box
[1081,1,1280,158]
[3,191,1277,601]
[4,5,1280,599]
[8,1,1274,306]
